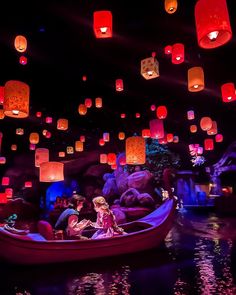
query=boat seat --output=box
[37,220,54,240]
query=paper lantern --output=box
[82,75,87,81]
[75,141,84,152]
[115,79,124,91]
[156,106,167,119]
[80,135,86,142]
[126,136,146,165]
[150,104,156,111]
[195,0,232,49]
[19,56,27,65]
[172,43,184,64]
[173,136,179,143]
[0,86,4,104]
[165,0,178,14]
[36,111,42,117]
[167,133,174,143]
[103,132,110,142]
[164,45,172,54]
[221,83,236,102]
[29,132,39,144]
[67,146,74,154]
[141,56,159,80]
[39,162,64,182]
[120,113,126,119]
[200,117,212,131]
[149,119,164,139]
[95,97,103,108]
[11,144,17,151]
[100,154,107,164]
[57,118,68,130]
[45,131,51,138]
[16,128,24,135]
[0,157,6,164]
[14,35,27,52]
[25,181,32,188]
[0,193,7,204]
[45,117,53,123]
[135,113,141,118]
[99,138,105,146]
[159,135,167,145]
[204,138,214,150]
[2,177,10,186]
[187,110,195,120]
[198,147,203,154]
[118,132,125,140]
[215,134,223,143]
[0,109,5,120]
[78,104,87,115]
[5,188,13,199]
[190,125,198,133]
[118,155,126,166]
[35,148,49,167]
[111,164,117,170]
[85,98,92,108]
[93,11,112,38]
[58,151,65,158]
[207,121,218,135]
[188,67,204,92]
[29,144,36,150]
[142,129,151,138]
[3,80,29,118]
[107,153,116,165]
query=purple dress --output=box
[91,211,124,239]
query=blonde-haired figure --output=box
[91,196,125,239]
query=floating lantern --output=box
[3,80,29,118]
[24,181,32,188]
[93,11,112,38]
[165,0,178,14]
[45,131,51,139]
[16,128,24,135]
[167,133,174,143]
[29,132,39,144]
[0,109,5,120]
[142,129,151,138]
[200,117,212,131]
[75,141,83,152]
[118,132,125,140]
[35,148,49,167]
[11,144,17,151]
[85,98,92,108]
[215,134,223,142]
[0,193,7,204]
[141,56,159,80]
[58,151,65,158]
[188,67,204,92]
[204,138,214,150]
[159,135,167,145]
[99,138,105,146]
[149,119,164,139]
[100,154,107,164]
[111,164,117,170]
[67,146,74,154]
[5,188,13,199]
[198,147,203,154]
[135,113,141,118]
[119,155,126,166]
[95,97,102,108]
[45,116,53,123]
[80,135,85,142]
[126,136,146,165]
[82,75,87,81]
[172,43,184,64]
[207,121,218,135]
[36,111,42,117]
[19,56,27,65]
[39,162,64,182]
[29,144,36,150]
[103,132,110,142]
[57,118,68,130]
[221,83,236,102]
[173,136,179,143]
[156,106,167,119]
[115,79,124,91]
[2,177,10,186]
[120,113,126,119]
[0,157,6,164]
[107,153,116,165]
[164,45,172,55]
[0,86,4,104]
[150,104,156,111]
[187,110,195,120]
[190,125,198,133]
[14,35,27,52]
[195,0,232,49]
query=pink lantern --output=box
[120,113,126,119]
[164,45,172,54]
[115,79,124,91]
[85,98,92,108]
[172,43,184,64]
[36,111,42,118]
[149,119,164,139]
[215,134,223,142]
[2,177,10,186]
[45,117,53,124]
[80,135,86,142]
[150,104,156,111]
[187,110,195,120]
[24,181,32,188]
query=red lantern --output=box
[40,162,64,182]
[107,153,116,165]
[120,113,126,119]
[82,75,87,81]
[93,11,112,38]
[80,135,86,142]
[171,43,184,64]
[156,106,167,119]
[5,188,13,199]
[0,193,7,204]
[167,133,173,143]
[149,119,164,139]
[0,109,5,120]
[207,121,218,135]
[195,0,232,49]
[57,119,68,130]
[19,56,27,65]
[111,164,117,170]
[204,138,214,150]
[135,113,141,118]
[142,129,151,138]
[164,45,172,54]
[190,125,198,133]
[200,117,212,131]
[2,177,10,186]
[99,138,105,146]
[221,83,236,102]
[150,104,156,111]
[0,86,4,104]
[36,111,42,117]
[115,79,124,91]
[215,134,223,142]
[25,181,32,188]
[45,131,51,138]
[118,155,126,166]
[85,98,92,108]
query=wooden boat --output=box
[0,198,176,265]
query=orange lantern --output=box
[156,106,167,119]
[215,134,223,143]
[200,117,212,131]
[141,56,159,80]
[142,129,151,138]
[78,104,87,115]
[67,146,74,154]
[24,181,32,188]
[207,121,218,135]
[95,97,103,108]
[204,138,214,150]
[93,11,112,38]
[35,148,49,167]
[188,67,204,92]
[3,80,29,118]
[57,118,68,130]
[190,125,198,133]
[149,119,164,139]
[11,144,17,151]
[172,43,184,64]
[58,151,65,158]
[2,177,10,186]
[75,141,84,152]
[0,86,4,104]
[103,132,110,142]
[14,35,27,52]
[46,117,53,123]
[221,83,236,102]
[126,136,146,165]
[115,79,124,91]
[107,153,116,165]
[195,0,232,49]
[100,154,107,164]
[118,132,125,140]
[85,98,92,108]
[19,56,27,65]
[165,0,178,14]
[0,109,5,120]
[187,110,195,120]
[29,132,39,144]
[39,162,64,182]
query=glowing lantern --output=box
[0,157,6,164]
[188,67,204,92]
[0,193,7,204]
[149,119,164,139]
[135,113,140,118]
[99,139,105,146]
[195,0,232,49]
[16,128,24,135]
[187,110,195,120]
[93,11,112,38]
[119,155,126,166]
[80,135,86,142]
[221,83,236,102]
[36,111,42,117]
[164,45,172,54]
[167,133,174,143]
[25,181,32,188]
[107,153,116,165]
[103,132,110,142]
[200,117,212,131]
[115,79,124,91]
[3,80,29,118]
[204,138,214,150]
[198,147,203,154]
[215,134,223,142]
[29,144,36,150]
[75,141,83,152]
[111,164,117,170]
[67,146,74,154]
[82,75,87,81]
[150,104,156,111]
[142,129,151,138]
[35,148,49,167]
[100,154,107,164]
[165,0,178,14]
[2,177,10,186]
[207,121,218,135]
[58,152,65,158]
[190,125,198,133]
[0,109,5,120]
[39,162,64,182]
[95,97,103,108]
[45,117,53,123]
[11,144,17,151]
[118,132,125,140]
[156,106,167,119]
[45,131,51,139]
[29,132,39,144]
[0,86,4,104]
[57,118,68,130]
[120,113,126,119]
[85,98,92,108]
[14,35,27,52]
[5,188,13,199]
[141,56,159,80]
[42,129,48,136]
[173,136,179,143]
[19,56,27,65]
[159,135,167,145]
[126,136,146,165]
[172,43,184,64]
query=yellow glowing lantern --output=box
[126,136,146,165]
[39,161,64,182]
[141,56,159,80]
[14,35,27,53]
[11,144,17,151]
[35,148,49,167]
[57,118,68,130]
[95,97,103,108]
[29,132,39,144]
[58,151,65,158]
[67,146,74,154]
[165,0,178,14]
[78,104,87,115]
[190,125,198,133]
[0,109,5,120]
[4,80,29,118]
[188,67,204,92]
[75,141,84,152]
[100,154,107,164]
[118,132,125,140]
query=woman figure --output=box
[91,196,125,239]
